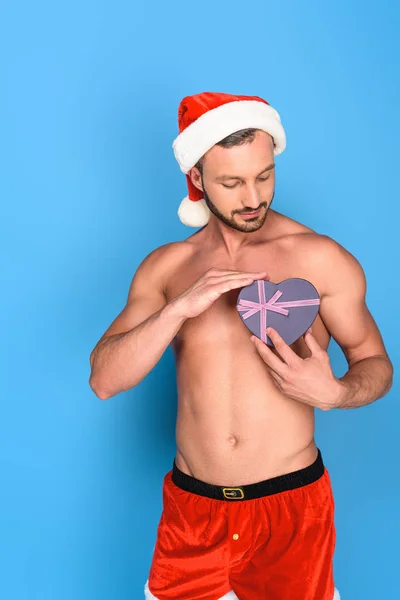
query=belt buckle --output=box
[222,487,245,499]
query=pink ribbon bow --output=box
[236,280,320,343]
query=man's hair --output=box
[194,128,258,174]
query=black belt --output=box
[171,448,324,501]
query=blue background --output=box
[2,1,399,598]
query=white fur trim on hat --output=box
[173,100,286,174]
[178,195,211,228]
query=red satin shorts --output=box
[145,448,340,600]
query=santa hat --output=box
[172,91,286,227]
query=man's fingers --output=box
[207,268,269,280]
[266,328,300,367]
[303,329,323,355]
[211,272,270,293]
[214,277,264,293]
[251,335,289,377]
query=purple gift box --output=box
[236,278,321,347]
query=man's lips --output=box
[239,208,261,218]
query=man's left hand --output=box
[251,327,345,411]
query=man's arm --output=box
[89,245,186,400]
[317,237,393,409]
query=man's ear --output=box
[188,167,203,192]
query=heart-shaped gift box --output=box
[236,278,320,347]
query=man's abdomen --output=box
[174,375,317,486]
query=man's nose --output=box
[243,185,260,209]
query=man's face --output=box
[190,130,276,233]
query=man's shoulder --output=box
[285,227,365,294]
[143,239,195,264]
[136,240,195,281]
[274,213,362,274]
[274,212,343,255]
[295,231,355,265]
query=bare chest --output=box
[165,245,331,355]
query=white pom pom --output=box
[177,196,211,227]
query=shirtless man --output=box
[89,92,393,600]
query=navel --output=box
[228,435,238,445]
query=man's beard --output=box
[202,180,275,233]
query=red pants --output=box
[145,449,340,600]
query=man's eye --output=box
[222,177,270,189]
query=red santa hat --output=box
[172,91,286,227]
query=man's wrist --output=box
[163,298,188,327]
[331,377,348,409]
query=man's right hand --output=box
[170,268,270,320]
